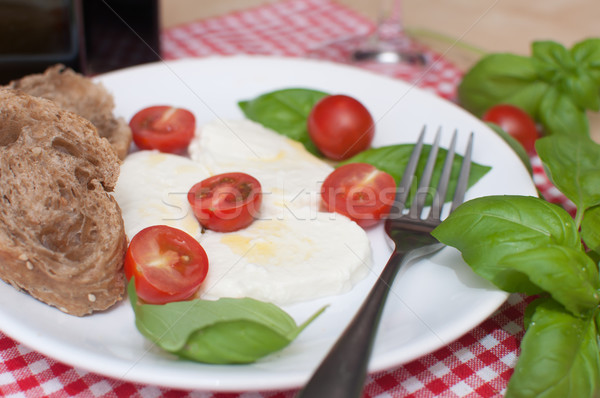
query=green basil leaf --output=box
[560,70,600,111]
[176,320,292,364]
[128,281,325,364]
[536,135,600,213]
[457,53,539,116]
[538,86,589,136]
[499,245,599,316]
[485,122,533,175]
[532,40,600,111]
[432,196,581,293]
[238,88,328,156]
[581,205,600,254]
[522,296,543,331]
[572,38,600,85]
[531,41,574,80]
[339,143,491,204]
[572,38,600,66]
[505,298,600,398]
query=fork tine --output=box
[450,132,474,213]
[408,127,441,218]
[394,126,426,214]
[427,130,457,221]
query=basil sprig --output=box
[432,134,600,398]
[458,38,600,137]
[128,281,325,364]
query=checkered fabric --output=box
[0,0,571,397]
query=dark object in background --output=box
[0,0,81,83]
[0,0,160,84]
[82,0,161,75]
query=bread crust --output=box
[5,64,132,159]
[0,89,127,316]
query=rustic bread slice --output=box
[0,88,127,316]
[5,64,132,159]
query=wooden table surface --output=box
[160,0,600,139]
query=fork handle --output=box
[295,250,406,398]
[296,243,444,398]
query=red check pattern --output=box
[0,0,570,397]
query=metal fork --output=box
[296,127,474,398]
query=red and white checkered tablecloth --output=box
[0,0,571,397]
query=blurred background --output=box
[0,0,598,133]
[161,0,599,56]
[1,0,597,81]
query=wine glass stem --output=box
[376,0,405,39]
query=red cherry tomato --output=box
[188,172,262,233]
[321,163,396,228]
[129,105,195,153]
[482,104,539,153]
[125,225,209,304]
[308,95,375,160]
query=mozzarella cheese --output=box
[114,119,372,305]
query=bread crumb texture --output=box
[0,88,127,316]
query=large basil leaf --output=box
[582,205,600,253]
[457,53,539,116]
[537,86,589,136]
[432,195,581,293]
[128,281,325,364]
[238,88,328,156]
[499,245,599,316]
[505,298,600,398]
[339,143,491,204]
[536,135,600,214]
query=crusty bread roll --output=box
[0,88,127,316]
[5,64,132,159]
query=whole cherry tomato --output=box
[482,104,539,153]
[129,105,195,153]
[188,172,262,232]
[125,225,209,304]
[308,95,375,160]
[321,163,396,228]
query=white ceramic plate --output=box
[0,56,537,392]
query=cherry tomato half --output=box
[125,225,209,304]
[188,172,262,233]
[308,95,375,160]
[129,105,196,153]
[321,163,396,228]
[482,104,539,153]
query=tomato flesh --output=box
[125,225,209,304]
[129,105,196,153]
[321,163,396,228]
[188,172,262,232]
[308,95,375,160]
[482,104,539,153]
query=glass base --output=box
[307,33,429,67]
[351,46,427,65]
